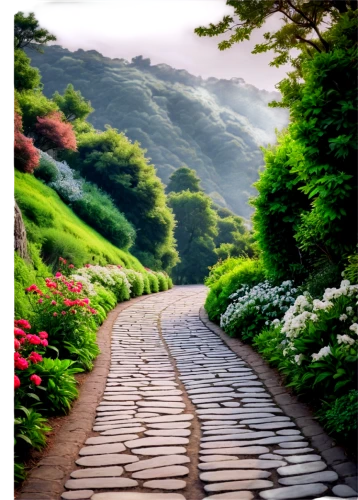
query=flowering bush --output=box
[35,111,77,152]
[252,279,358,449]
[14,113,40,174]
[76,264,131,302]
[220,280,297,342]
[44,152,83,203]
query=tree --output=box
[69,126,178,271]
[195,0,357,101]
[35,111,77,152]
[14,49,41,92]
[14,113,40,174]
[52,84,93,122]
[168,191,218,283]
[166,166,202,194]
[16,90,58,134]
[14,11,56,51]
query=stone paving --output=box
[61,285,358,500]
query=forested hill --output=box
[28,45,288,218]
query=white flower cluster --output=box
[76,265,131,294]
[280,280,358,364]
[221,280,297,330]
[40,151,83,203]
[70,273,97,296]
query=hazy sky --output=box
[13,0,291,92]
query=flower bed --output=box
[14,258,172,481]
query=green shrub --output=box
[254,326,286,367]
[319,390,358,442]
[72,182,136,250]
[29,358,82,413]
[205,258,265,323]
[205,257,246,287]
[34,155,59,183]
[148,272,159,293]
[157,272,168,291]
[142,273,151,295]
[343,254,358,284]
[168,276,173,289]
[14,405,51,452]
[221,280,297,342]
[302,262,342,299]
[123,269,145,297]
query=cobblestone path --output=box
[61,286,357,500]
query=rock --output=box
[65,478,138,489]
[332,485,358,498]
[143,480,186,490]
[132,465,189,479]
[259,483,328,499]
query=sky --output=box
[12,0,291,92]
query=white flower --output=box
[346,306,353,315]
[349,323,358,335]
[337,334,355,346]
[339,314,348,322]
[294,354,304,365]
[341,280,350,288]
[311,346,331,361]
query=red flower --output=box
[38,298,43,303]
[61,311,66,315]
[41,339,48,347]
[39,331,48,339]
[30,374,42,386]
[15,356,29,370]
[51,300,57,306]
[14,375,20,390]
[55,272,62,278]
[14,339,20,350]
[68,264,74,269]
[14,319,31,330]
[82,298,89,305]
[85,264,91,268]
[53,312,58,317]
[28,352,43,364]
[14,327,26,337]
[26,334,41,345]
[14,352,20,361]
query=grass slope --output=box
[15,170,144,272]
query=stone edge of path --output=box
[199,305,358,493]
[16,294,154,500]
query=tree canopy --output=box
[53,84,93,122]
[14,11,56,51]
[195,0,357,66]
[166,166,202,194]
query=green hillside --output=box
[15,170,144,271]
[27,46,289,218]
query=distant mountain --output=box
[27,46,289,218]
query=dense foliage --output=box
[26,44,288,218]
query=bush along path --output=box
[17,285,358,500]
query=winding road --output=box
[59,285,356,500]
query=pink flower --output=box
[28,352,43,364]
[14,375,20,390]
[14,339,20,350]
[15,356,28,370]
[82,298,89,305]
[53,312,58,317]
[39,331,48,339]
[14,319,31,330]
[61,311,66,315]
[27,334,41,345]
[68,264,74,269]
[13,326,26,337]
[38,299,43,304]
[51,300,57,306]
[55,272,62,278]
[30,374,42,386]
[41,339,48,347]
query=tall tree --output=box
[195,0,357,104]
[166,166,202,194]
[168,191,218,284]
[14,11,56,51]
[52,84,93,122]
